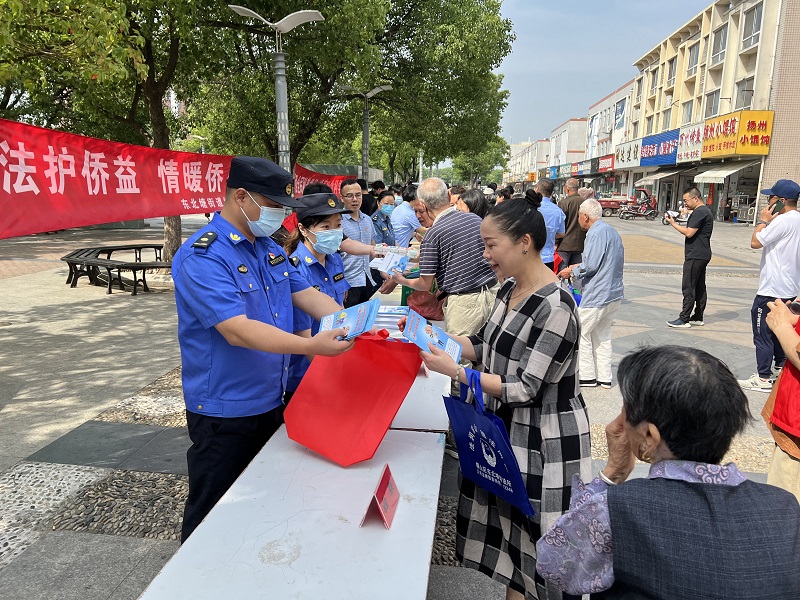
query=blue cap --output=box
[295,193,351,221]
[226,156,303,208]
[760,179,800,200]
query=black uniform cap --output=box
[295,193,352,221]
[226,156,303,208]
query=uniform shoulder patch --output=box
[289,256,300,267]
[372,214,379,222]
[192,231,218,249]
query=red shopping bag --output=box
[284,332,423,467]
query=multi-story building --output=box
[504,139,549,190]
[618,0,786,219]
[587,79,635,159]
[549,119,587,168]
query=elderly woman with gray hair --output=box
[536,345,800,599]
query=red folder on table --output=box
[284,333,422,467]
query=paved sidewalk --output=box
[0,215,774,600]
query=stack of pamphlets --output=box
[402,309,462,362]
[369,251,409,275]
[319,299,380,340]
[374,305,409,333]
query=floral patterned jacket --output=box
[535,461,746,595]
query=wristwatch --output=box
[757,220,768,226]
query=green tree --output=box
[452,135,509,186]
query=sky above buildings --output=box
[498,0,713,143]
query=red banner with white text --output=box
[0,118,233,239]
[293,163,350,197]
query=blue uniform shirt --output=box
[286,243,349,391]
[371,210,396,246]
[341,211,374,287]
[539,196,566,264]
[390,201,421,248]
[172,212,310,418]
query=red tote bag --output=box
[284,333,423,467]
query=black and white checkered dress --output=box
[458,280,592,600]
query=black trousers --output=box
[679,259,709,322]
[751,294,791,378]
[181,406,284,542]
[344,284,374,307]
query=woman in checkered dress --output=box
[420,193,592,599]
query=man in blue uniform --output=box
[173,156,353,541]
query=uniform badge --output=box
[328,197,336,207]
[268,254,286,266]
[237,264,248,273]
[269,253,275,259]
[286,183,293,196]
[313,285,321,291]
[305,256,313,264]
[230,233,241,241]
[333,272,345,282]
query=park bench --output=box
[60,244,170,295]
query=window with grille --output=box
[742,3,763,49]
[705,89,720,118]
[735,76,755,109]
[682,101,693,125]
[711,24,727,64]
[687,43,700,76]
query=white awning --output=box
[634,168,692,186]
[693,161,761,184]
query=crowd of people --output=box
[172,155,800,599]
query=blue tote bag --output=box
[443,368,535,517]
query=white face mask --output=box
[242,192,287,237]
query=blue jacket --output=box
[572,220,624,308]
[287,243,349,391]
[172,212,310,417]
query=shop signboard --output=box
[614,139,641,169]
[702,110,774,158]
[640,129,679,166]
[676,124,703,163]
[576,160,593,175]
[570,163,579,176]
[538,168,548,181]
[547,166,558,179]
[558,164,572,178]
[598,154,615,172]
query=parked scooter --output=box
[618,199,658,220]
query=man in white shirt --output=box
[738,179,800,392]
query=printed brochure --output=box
[369,251,409,275]
[319,299,380,340]
[402,309,462,363]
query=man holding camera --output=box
[738,179,800,392]
[666,186,714,329]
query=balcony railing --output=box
[666,76,676,88]
[686,64,698,77]
[709,50,725,66]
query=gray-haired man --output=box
[558,199,625,388]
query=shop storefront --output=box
[634,129,682,212]
[613,139,643,198]
[692,110,774,222]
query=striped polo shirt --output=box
[418,208,495,294]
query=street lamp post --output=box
[341,85,392,180]
[229,5,324,172]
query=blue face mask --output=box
[310,228,343,254]
[394,196,403,206]
[243,192,286,237]
[380,204,395,216]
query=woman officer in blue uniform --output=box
[283,192,352,398]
